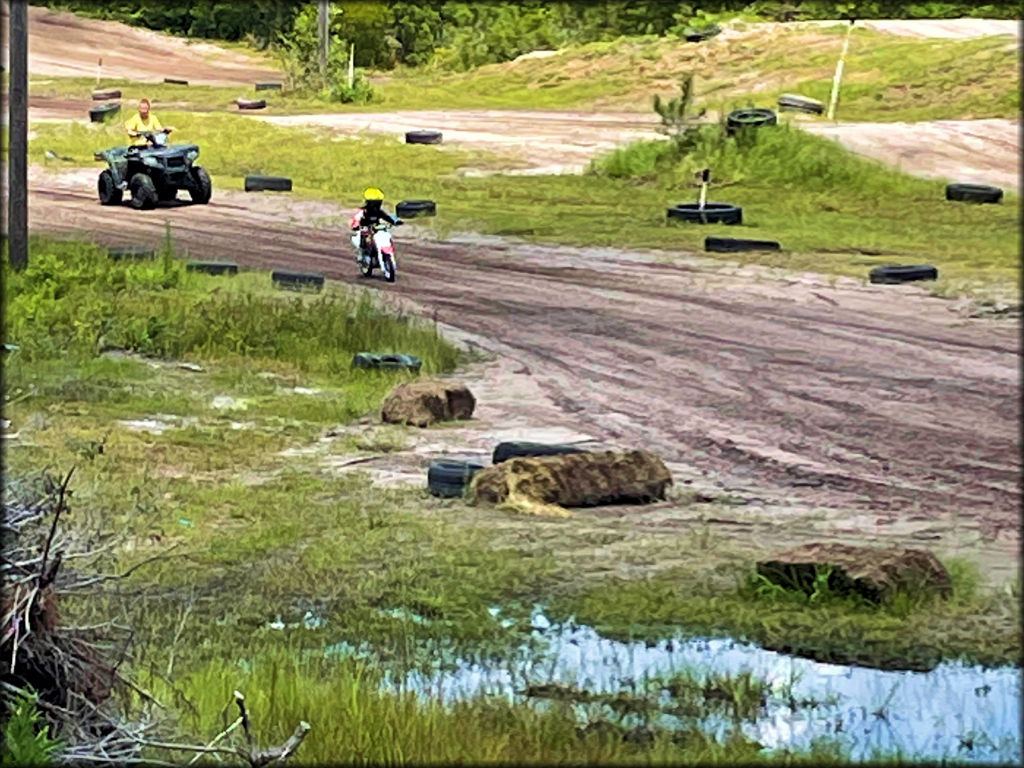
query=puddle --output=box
[369,610,1020,763]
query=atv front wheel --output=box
[189,166,212,205]
[98,170,122,206]
[129,173,157,210]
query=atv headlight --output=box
[186,150,198,162]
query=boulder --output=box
[755,542,953,603]
[471,449,672,516]
[380,379,475,428]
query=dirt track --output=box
[22,168,1021,577]
[0,1,280,86]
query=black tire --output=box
[245,175,292,192]
[89,102,121,123]
[683,24,722,42]
[187,260,238,276]
[382,254,396,283]
[726,108,777,135]
[164,77,188,85]
[405,130,442,145]
[945,183,1002,204]
[108,246,156,261]
[351,353,422,372]
[777,93,824,114]
[272,270,324,291]
[237,98,267,110]
[91,88,121,101]
[667,203,743,225]
[396,199,437,218]
[255,82,283,91]
[190,166,212,204]
[705,236,780,253]
[98,170,122,206]
[129,173,157,210]
[428,460,485,498]
[869,265,939,284]
[492,441,587,465]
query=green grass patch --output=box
[546,557,1021,671]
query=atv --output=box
[95,130,211,209]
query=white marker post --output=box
[96,57,102,85]
[826,20,854,122]
[348,42,355,88]
[698,168,709,210]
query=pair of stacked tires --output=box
[427,442,585,498]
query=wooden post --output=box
[7,0,29,270]
[827,20,855,122]
[318,0,329,80]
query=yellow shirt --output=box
[125,112,163,145]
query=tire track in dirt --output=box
[26,172,1021,544]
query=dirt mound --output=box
[471,449,673,517]
[756,542,953,603]
[380,379,476,427]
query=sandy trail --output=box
[0,1,281,86]
[19,168,1020,586]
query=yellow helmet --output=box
[363,187,384,201]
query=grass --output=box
[545,557,1021,672]
[364,25,1019,120]
[5,234,1018,762]
[27,25,1019,121]
[28,111,1020,300]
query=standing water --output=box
[371,609,1021,764]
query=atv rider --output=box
[349,187,403,259]
[107,98,175,190]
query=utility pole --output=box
[7,0,28,270]
[318,0,329,81]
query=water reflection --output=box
[370,609,1021,764]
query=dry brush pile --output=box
[2,468,310,766]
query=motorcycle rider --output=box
[349,187,402,260]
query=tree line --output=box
[36,0,1022,72]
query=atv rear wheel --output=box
[98,170,122,206]
[129,173,157,210]
[189,166,212,204]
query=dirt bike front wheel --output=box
[382,255,396,283]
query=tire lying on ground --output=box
[705,236,780,253]
[91,88,121,101]
[245,175,292,192]
[945,183,1003,204]
[395,199,437,218]
[254,82,283,91]
[667,203,742,225]
[236,98,267,110]
[164,77,188,85]
[777,93,824,114]
[726,108,777,135]
[868,265,938,284]
[428,460,486,498]
[351,353,423,372]
[470,450,673,517]
[492,441,587,465]
[187,260,238,276]
[108,246,156,261]
[89,102,120,123]
[405,130,442,145]
[271,270,324,291]
[682,24,722,42]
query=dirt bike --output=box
[353,220,402,283]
